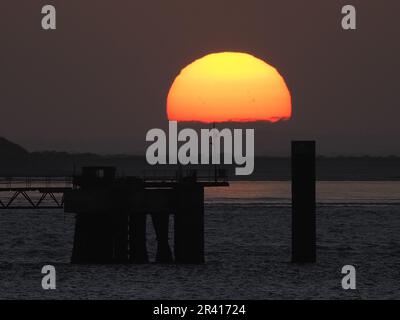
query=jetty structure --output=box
[0,141,317,264]
[64,167,228,264]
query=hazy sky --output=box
[1,1,399,155]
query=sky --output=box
[1,0,399,156]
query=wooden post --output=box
[111,214,129,263]
[71,213,114,264]
[174,184,204,264]
[71,214,88,264]
[291,141,316,263]
[129,212,149,263]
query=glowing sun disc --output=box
[167,52,292,123]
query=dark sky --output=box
[1,0,399,156]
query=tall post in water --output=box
[174,183,205,263]
[291,141,316,263]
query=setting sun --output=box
[167,52,292,123]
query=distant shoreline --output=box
[1,137,399,180]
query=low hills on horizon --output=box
[0,137,399,180]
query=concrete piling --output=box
[71,214,115,264]
[174,184,205,264]
[129,212,149,263]
[111,214,129,263]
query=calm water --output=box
[1,181,400,299]
[207,181,400,205]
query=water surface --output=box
[1,181,399,299]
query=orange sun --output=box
[167,52,292,123]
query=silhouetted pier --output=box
[0,177,71,209]
[0,169,228,264]
[0,140,317,264]
[65,167,228,264]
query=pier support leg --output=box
[129,212,149,263]
[291,141,316,263]
[112,214,129,263]
[151,214,173,263]
[174,185,204,264]
[71,214,114,264]
[71,214,88,264]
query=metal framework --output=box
[0,177,72,209]
[0,172,228,210]
[0,189,67,209]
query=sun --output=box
[167,52,292,123]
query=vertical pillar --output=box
[71,213,114,264]
[151,214,173,263]
[174,184,204,264]
[129,212,148,263]
[111,214,129,263]
[291,141,316,263]
[71,214,88,264]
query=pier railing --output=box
[0,177,72,209]
[142,168,228,183]
[0,169,228,209]
[0,177,73,190]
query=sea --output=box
[0,181,399,299]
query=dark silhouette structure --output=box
[0,139,321,265]
[0,177,69,209]
[64,167,227,264]
[291,141,316,263]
